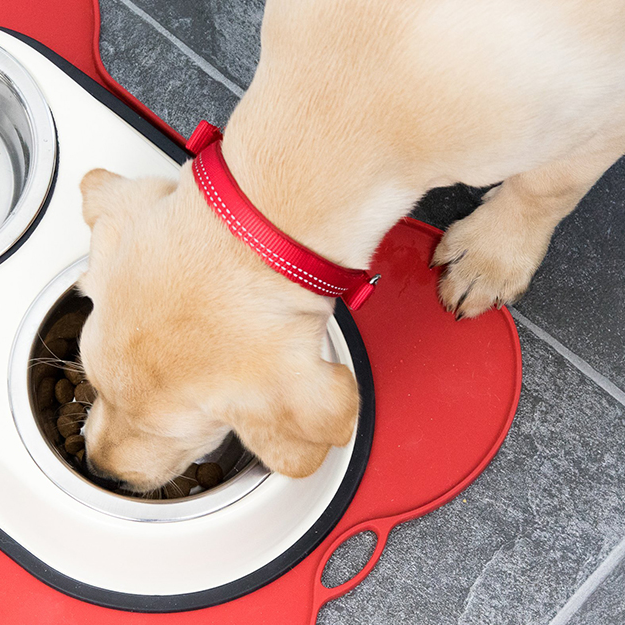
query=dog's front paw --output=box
[431,202,549,319]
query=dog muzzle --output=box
[186,120,380,311]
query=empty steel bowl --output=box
[0,46,56,258]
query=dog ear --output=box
[80,168,124,229]
[233,361,359,477]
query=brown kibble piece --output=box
[45,312,86,342]
[64,365,84,386]
[39,408,56,422]
[76,449,85,463]
[163,476,192,499]
[64,434,85,455]
[58,402,87,419]
[44,338,70,361]
[74,381,97,404]
[178,464,199,489]
[42,418,62,445]
[196,463,223,489]
[55,378,74,404]
[40,410,61,442]
[57,414,82,438]
[32,362,59,387]
[37,377,57,410]
[182,464,198,480]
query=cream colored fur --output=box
[80,0,625,491]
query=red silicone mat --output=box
[0,3,522,624]
[0,0,186,145]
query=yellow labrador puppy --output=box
[79,0,625,491]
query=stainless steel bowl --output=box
[0,46,56,257]
[9,257,271,522]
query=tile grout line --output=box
[512,306,625,622]
[112,0,246,99]
[548,535,625,625]
[509,307,625,407]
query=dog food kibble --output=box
[37,377,57,409]
[197,463,224,489]
[54,378,74,404]
[32,362,58,387]
[181,463,198,486]
[64,366,84,386]
[163,476,192,499]
[57,414,82,438]
[74,380,97,404]
[41,410,63,445]
[58,402,87,419]
[64,434,85,455]
[40,408,56,422]
[45,338,70,361]
[46,312,86,342]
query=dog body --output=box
[79,0,625,490]
[224,0,625,313]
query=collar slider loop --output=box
[186,120,223,155]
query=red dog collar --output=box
[186,120,380,310]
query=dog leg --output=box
[432,139,625,318]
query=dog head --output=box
[77,166,358,493]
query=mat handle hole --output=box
[321,530,378,589]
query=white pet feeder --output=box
[0,30,374,610]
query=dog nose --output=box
[85,455,121,491]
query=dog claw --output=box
[455,288,471,313]
[495,298,505,310]
[448,250,468,265]
[455,311,465,321]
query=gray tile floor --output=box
[99,1,625,622]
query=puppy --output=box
[80,0,625,491]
